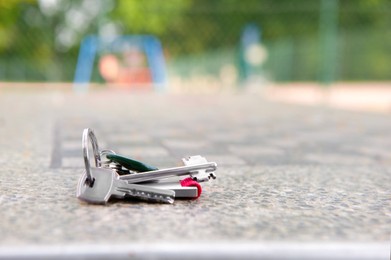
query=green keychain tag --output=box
[106,154,158,172]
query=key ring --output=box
[82,128,101,184]
[100,149,116,158]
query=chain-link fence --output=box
[0,0,390,88]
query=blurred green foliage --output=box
[0,0,390,82]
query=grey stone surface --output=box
[0,91,390,257]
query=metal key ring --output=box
[99,149,116,164]
[100,149,116,157]
[82,128,101,183]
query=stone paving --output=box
[0,90,390,258]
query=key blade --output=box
[118,162,217,183]
[190,170,209,182]
[183,156,218,182]
[135,181,198,198]
[120,189,175,204]
[115,185,175,204]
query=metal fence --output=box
[0,0,390,87]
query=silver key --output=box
[77,167,175,204]
[182,155,217,182]
[118,156,217,183]
[140,177,199,198]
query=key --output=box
[118,158,217,183]
[106,153,158,172]
[138,178,199,198]
[76,167,175,204]
[100,150,134,176]
[182,155,217,182]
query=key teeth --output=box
[118,188,174,204]
[191,172,217,182]
[166,197,175,204]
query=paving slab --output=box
[0,90,390,259]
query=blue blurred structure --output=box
[74,35,167,92]
[238,24,262,84]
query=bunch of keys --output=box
[76,128,217,204]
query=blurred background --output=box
[0,0,390,91]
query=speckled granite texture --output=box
[0,91,389,256]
